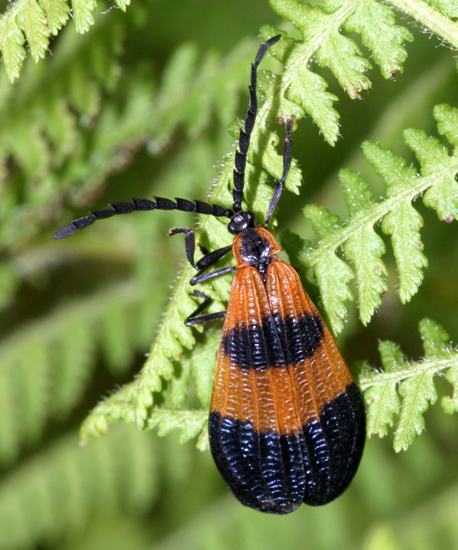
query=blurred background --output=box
[1,0,458,548]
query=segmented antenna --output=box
[264,116,294,228]
[232,34,281,213]
[53,198,233,239]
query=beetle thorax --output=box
[232,227,283,277]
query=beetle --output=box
[54,35,365,514]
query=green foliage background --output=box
[1,0,458,548]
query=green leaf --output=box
[363,342,401,438]
[340,169,388,324]
[80,382,138,445]
[0,0,124,81]
[168,359,192,410]
[259,24,340,145]
[342,0,413,79]
[16,0,49,62]
[72,0,97,33]
[382,201,427,303]
[419,317,451,358]
[285,58,340,146]
[81,331,216,447]
[303,203,342,239]
[312,253,354,335]
[114,0,130,12]
[442,367,458,414]
[135,275,197,426]
[249,126,302,195]
[0,14,26,82]
[301,105,458,330]
[275,1,373,99]
[404,128,458,221]
[190,329,219,409]
[258,27,306,123]
[359,319,458,451]
[416,319,458,415]
[394,368,437,452]
[38,0,70,35]
[363,141,428,303]
[304,204,354,334]
[434,103,458,147]
[147,409,208,445]
[316,26,372,99]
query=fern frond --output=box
[340,170,388,325]
[0,18,127,253]
[0,281,154,465]
[0,0,49,82]
[0,425,156,549]
[81,329,218,448]
[72,0,98,33]
[135,268,201,425]
[302,103,458,333]
[388,0,458,48]
[359,318,458,451]
[405,105,458,222]
[255,0,458,148]
[262,0,411,144]
[0,0,132,82]
[80,382,138,445]
[188,328,220,409]
[80,387,209,449]
[260,23,341,145]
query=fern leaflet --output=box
[359,318,458,451]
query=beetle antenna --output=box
[232,34,281,214]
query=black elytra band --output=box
[220,313,324,370]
